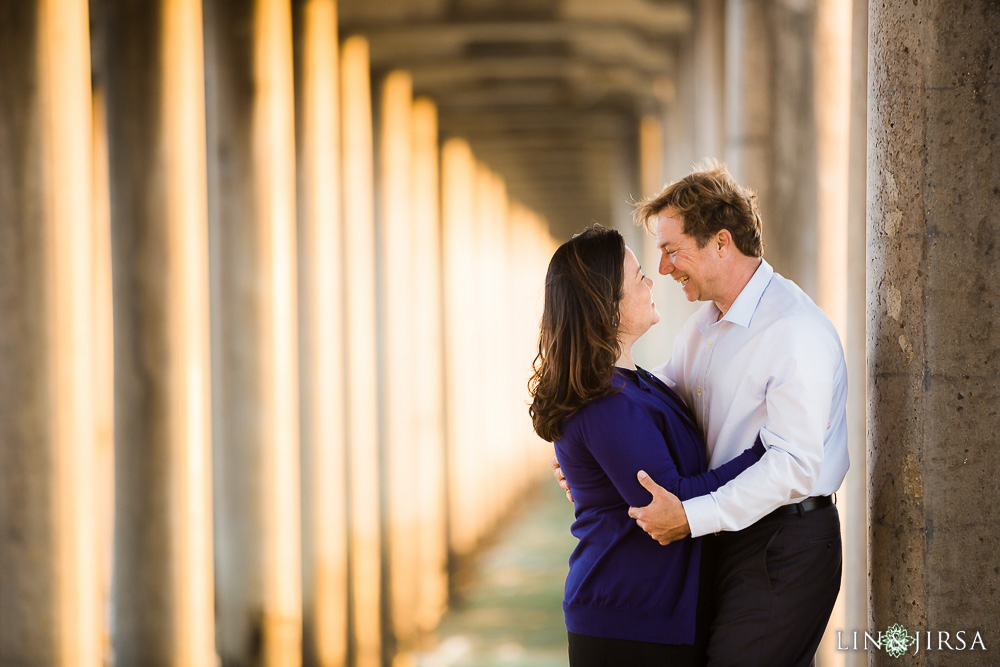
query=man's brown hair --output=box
[633,159,764,258]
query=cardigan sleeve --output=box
[572,392,764,507]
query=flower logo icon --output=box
[883,623,917,658]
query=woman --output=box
[528,225,764,666]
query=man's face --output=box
[655,208,718,303]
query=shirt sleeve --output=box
[577,394,765,508]
[681,316,842,537]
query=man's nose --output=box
[659,254,673,276]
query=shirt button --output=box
[697,388,703,394]
[706,341,713,346]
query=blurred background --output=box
[2,0,998,666]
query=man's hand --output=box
[550,455,573,502]
[628,470,691,545]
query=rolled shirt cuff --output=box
[682,494,721,538]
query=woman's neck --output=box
[615,338,636,370]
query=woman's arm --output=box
[568,394,764,507]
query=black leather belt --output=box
[765,495,834,519]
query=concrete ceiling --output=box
[339,0,692,240]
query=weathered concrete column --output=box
[869,1,1000,663]
[0,2,101,664]
[204,0,302,664]
[725,0,818,295]
[410,97,449,635]
[340,35,383,667]
[97,2,216,664]
[291,1,347,665]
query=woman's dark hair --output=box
[528,225,626,442]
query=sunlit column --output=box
[656,71,703,346]
[441,137,479,556]
[410,97,449,634]
[376,69,421,651]
[635,115,672,367]
[815,0,851,338]
[489,176,515,514]
[508,205,553,489]
[507,205,532,489]
[473,165,508,528]
[813,1,852,665]
[292,1,347,665]
[0,1,100,665]
[340,35,382,667]
[204,0,301,664]
[90,85,116,666]
[843,1,868,662]
[97,2,216,663]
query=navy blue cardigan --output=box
[554,367,764,645]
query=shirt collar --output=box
[719,258,772,329]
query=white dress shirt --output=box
[651,259,849,537]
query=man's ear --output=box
[716,229,734,256]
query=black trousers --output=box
[705,504,842,667]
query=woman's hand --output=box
[551,455,573,502]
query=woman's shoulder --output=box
[563,373,642,431]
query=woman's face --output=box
[618,246,660,339]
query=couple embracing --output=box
[529,162,848,667]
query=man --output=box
[552,162,848,666]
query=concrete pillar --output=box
[635,115,671,368]
[725,0,818,296]
[725,0,774,229]
[340,35,382,667]
[292,1,347,665]
[410,98,449,635]
[97,2,216,663]
[869,1,1000,663]
[474,166,511,528]
[843,0,867,663]
[770,0,818,296]
[0,1,101,664]
[658,54,702,348]
[375,69,420,653]
[90,85,117,665]
[812,1,852,662]
[203,0,302,664]
[441,137,480,557]
[692,0,726,160]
